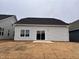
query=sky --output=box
[0,0,79,23]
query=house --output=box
[0,14,17,40]
[69,20,79,42]
[14,18,69,41]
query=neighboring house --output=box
[0,14,17,39]
[14,18,69,41]
[69,20,79,42]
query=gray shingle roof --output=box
[0,14,13,20]
[15,17,69,25]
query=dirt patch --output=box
[14,46,27,51]
[0,41,78,59]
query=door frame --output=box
[36,31,45,40]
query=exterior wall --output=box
[14,25,69,41]
[69,30,79,42]
[0,16,17,39]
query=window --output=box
[2,32,4,36]
[20,30,25,37]
[0,27,4,36]
[37,31,45,40]
[12,24,13,26]
[20,30,30,37]
[0,32,1,36]
[26,30,29,37]
[8,30,10,36]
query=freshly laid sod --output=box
[0,41,79,59]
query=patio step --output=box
[33,40,53,43]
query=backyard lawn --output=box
[0,41,79,59]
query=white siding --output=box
[14,25,69,41]
[0,16,16,39]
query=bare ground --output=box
[0,41,79,59]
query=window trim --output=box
[26,30,30,37]
[20,30,25,37]
[20,30,30,37]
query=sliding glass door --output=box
[37,31,45,40]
